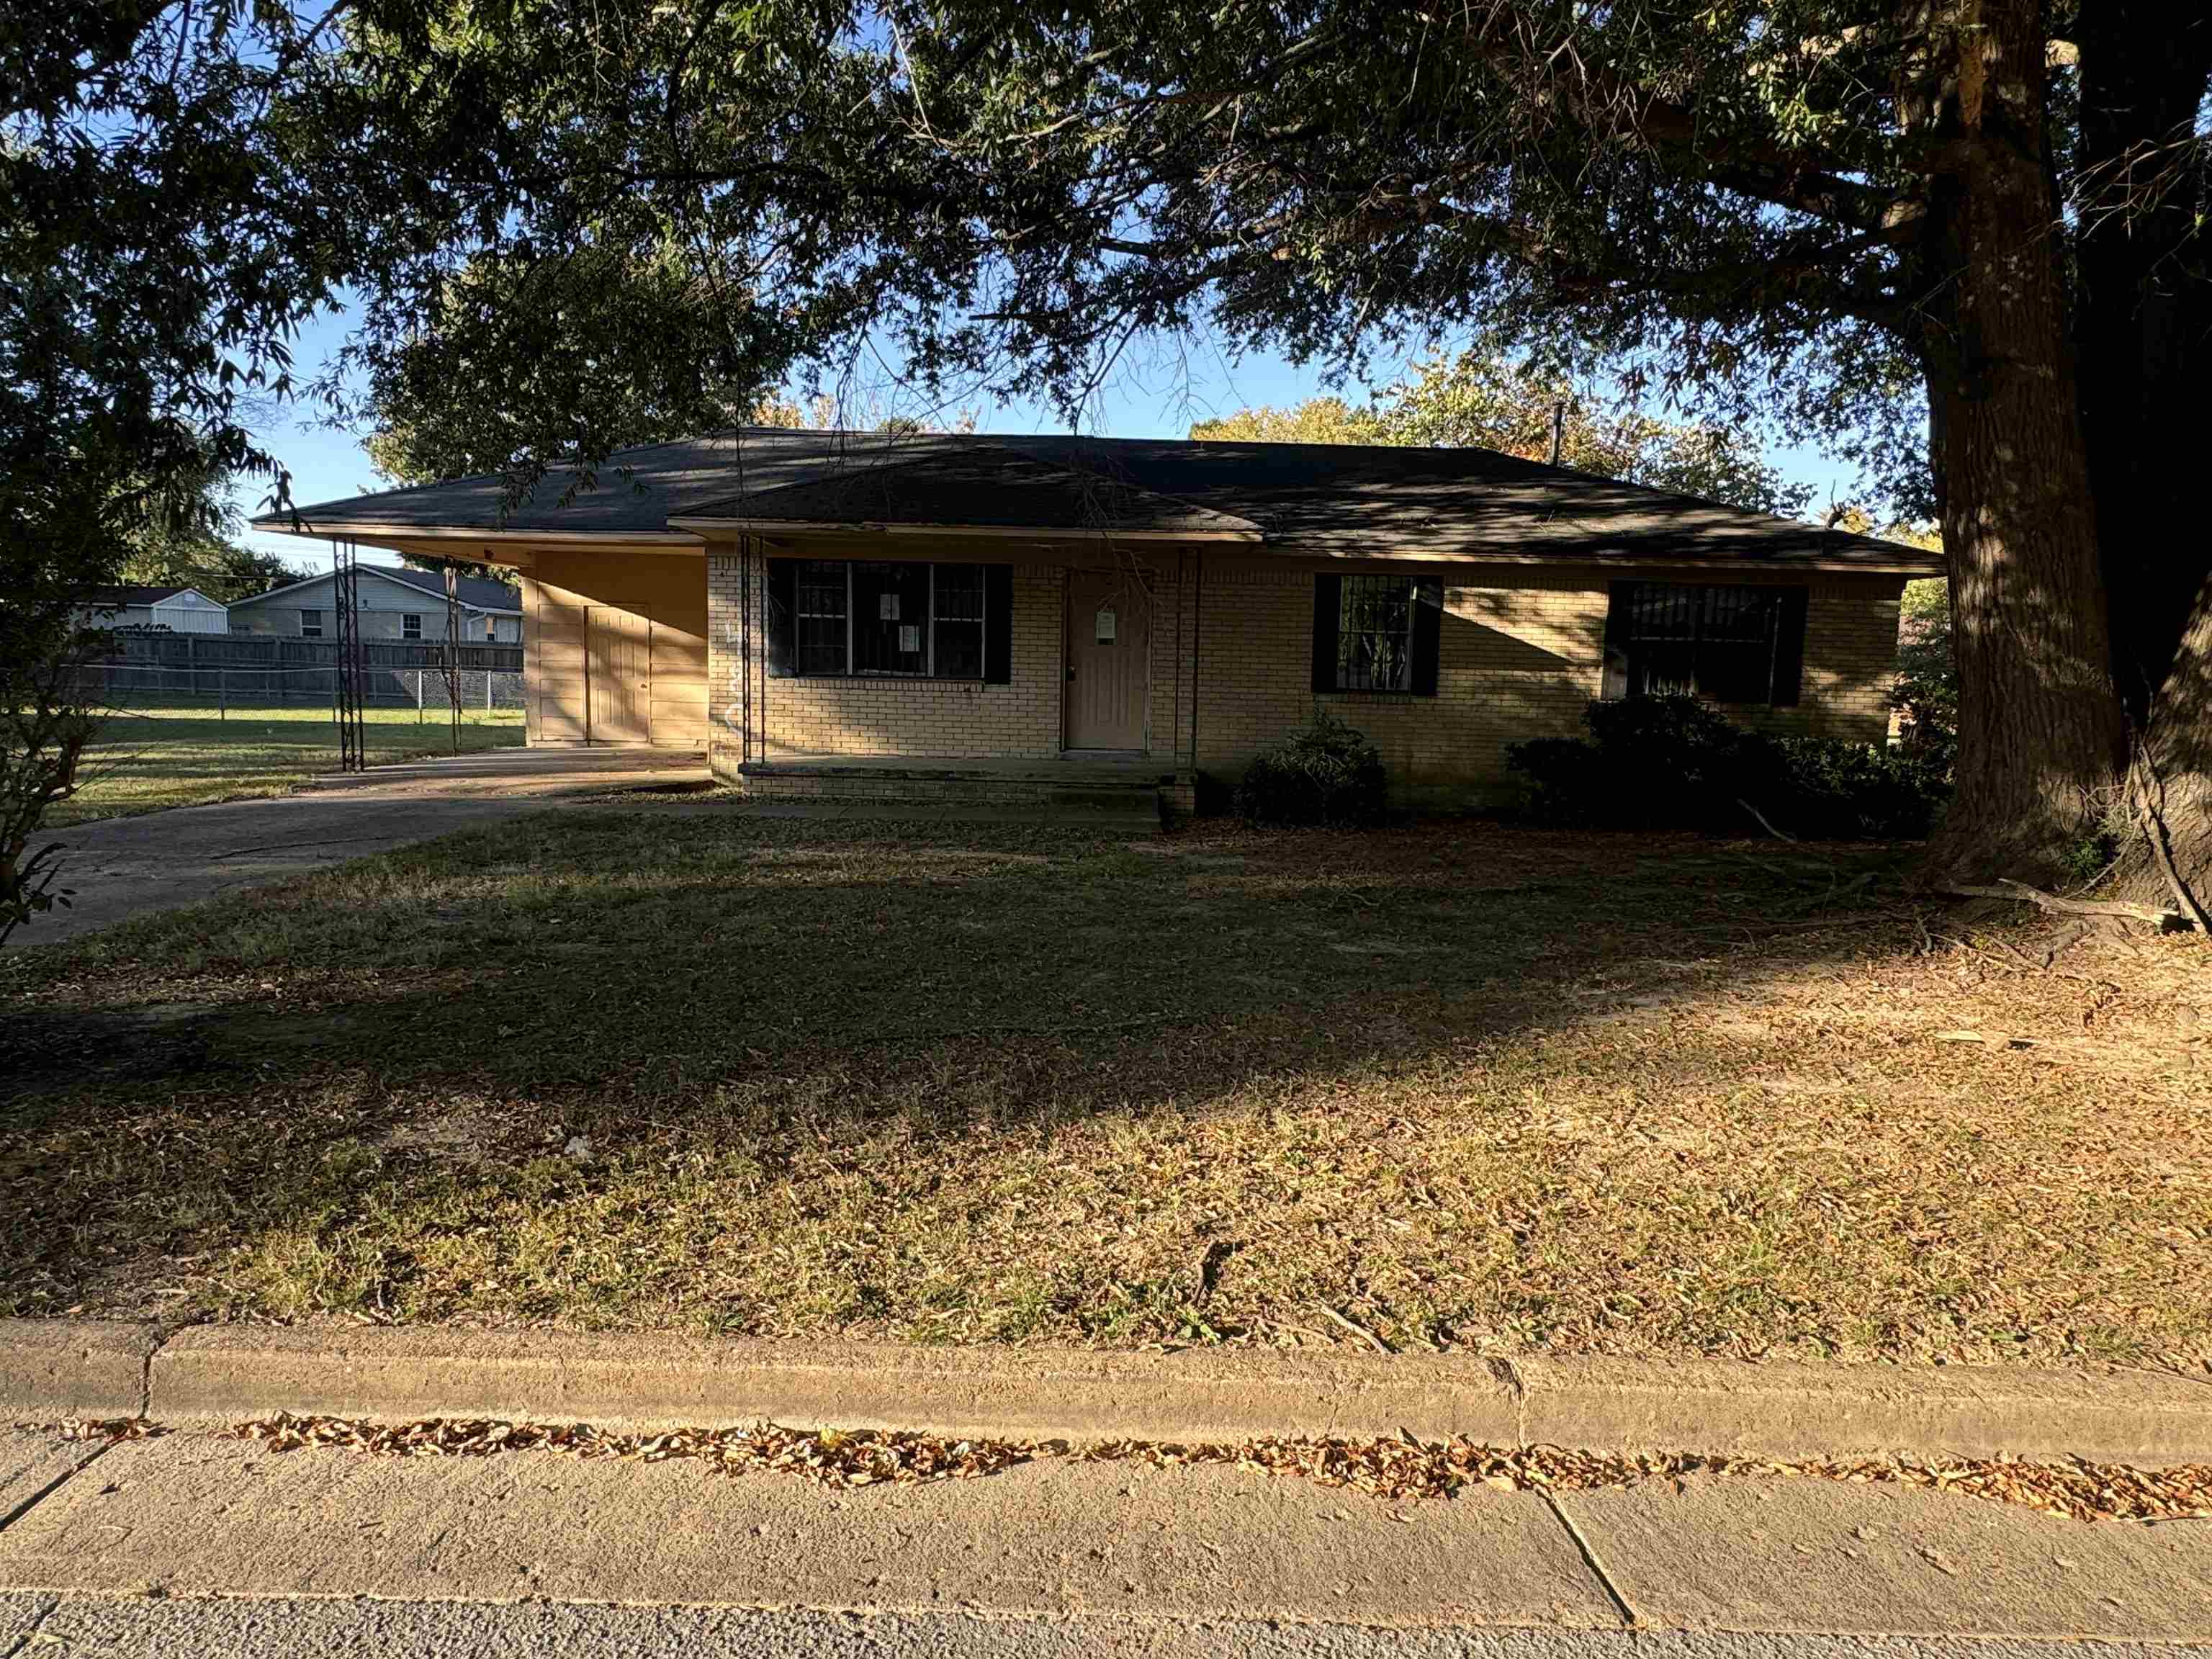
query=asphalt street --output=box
[4,1595,2203,1659]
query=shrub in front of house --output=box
[1768,730,1954,840]
[1236,711,1389,827]
[1506,696,1951,840]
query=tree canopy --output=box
[1191,352,1812,519]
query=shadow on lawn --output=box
[4,811,1910,1108]
[37,808,2200,1367]
[0,811,1954,1333]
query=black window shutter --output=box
[1410,578,1442,696]
[765,559,796,678]
[1311,575,1341,693]
[1771,585,1809,705]
[1601,583,1635,700]
[983,564,1012,683]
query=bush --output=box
[1891,577,1956,750]
[1236,710,1388,826]
[1771,732,1954,840]
[1506,696,1951,840]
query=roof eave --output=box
[669,516,1264,544]
[1275,538,1941,576]
[249,520,706,547]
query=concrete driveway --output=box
[9,747,707,950]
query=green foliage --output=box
[1380,351,1813,519]
[2059,830,2124,892]
[1236,711,1388,827]
[359,250,772,490]
[118,534,305,603]
[1891,576,1956,745]
[1188,398,1383,446]
[4,3,337,939]
[1506,698,1951,841]
[1189,353,1812,518]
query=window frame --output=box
[298,608,324,638]
[1311,573,1442,698]
[1336,575,1419,693]
[782,559,993,681]
[401,613,423,641]
[1604,580,1807,708]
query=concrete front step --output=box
[737,757,1174,824]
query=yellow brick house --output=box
[254,429,1941,813]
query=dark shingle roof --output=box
[253,432,912,537]
[694,444,1259,535]
[252,428,1941,571]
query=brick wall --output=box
[706,547,1907,804]
[707,550,1067,780]
[1177,559,1905,803]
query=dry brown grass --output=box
[4,811,2207,1367]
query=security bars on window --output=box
[793,559,989,678]
[1337,575,1417,692]
[1618,583,1789,704]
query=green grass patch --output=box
[4,814,2206,1367]
[52,704,526,824]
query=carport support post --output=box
[444,564,463,755]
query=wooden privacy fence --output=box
[72,633,525,711]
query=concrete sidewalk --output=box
[11,747,706,947]
[0,1426,2207,1645]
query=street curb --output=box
[6,1319,2210,1461]
[0,1321,151,1421]
[143,1326,1524,1447]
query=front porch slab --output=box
[735,752,1187,824]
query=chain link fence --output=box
[70,634,525,714]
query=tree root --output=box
[1944,877,2190,930]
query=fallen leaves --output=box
[55,1416,162,1443]
[230,1413,1030,1487]
[212,1411,2212,1524]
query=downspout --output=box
[1190,551,1205,779]
[1173,552,1186,774]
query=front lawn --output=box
[4,814,2206,1367]
[52,704,526,825]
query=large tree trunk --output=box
[2072,3,2212,726]
[1912,0,2126,884]
[2119,567,2212,917]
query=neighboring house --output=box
[251,430,1943,809]
[226,565,523,644]
[76,585,229,634]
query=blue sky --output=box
[236,304,1861,572]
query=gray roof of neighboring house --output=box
[230,565,521,613]
[370,565,524,612]
[84,584,204,608]
[251,428,1941,571]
